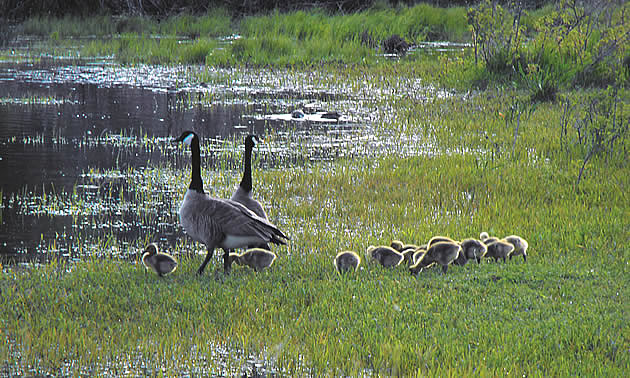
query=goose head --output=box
[245,134,260,149]
[173,130,198,146]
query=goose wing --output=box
[183,193,287,244]
[221,199,288,242]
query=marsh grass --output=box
[2,11,630,374]
[2,102,629,373]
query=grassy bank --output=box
[1,79,628,374]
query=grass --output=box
[1,78,629,374]
[1,3,629,374]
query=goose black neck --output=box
[189,135,204,193]
[239,142,253,193]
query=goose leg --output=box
[523,254,527,263]
[222,250,231,274]
[197,245,215,275]
[441,265,448,274]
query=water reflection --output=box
[0,60,368,263]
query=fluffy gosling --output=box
[228,248,277,272]
[367,246,404,268]
[427,236,457,248]
[411,242,461,274]
[334,251,361,274]
[454,238,488,266]
[409,248,434,275]
[484,240,515,263]
[142,243,178,277]
[504,235,529,262]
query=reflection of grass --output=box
[1,83,629,374]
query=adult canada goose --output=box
[411,242,461,274]
[504,235,529,262]
[228,248,277,272]
[142,243,178,277]
[454,238,488,266]
[173,131,288,275]
[334,250,361,274]
[230,134,269,249]
[366,246,404,268]
[484,240,515,263]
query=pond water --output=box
[0,57,382,264]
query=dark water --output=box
[0,59,364,263]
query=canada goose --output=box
[427,236,456,248]
[409,248,434,275]
[454,238,488,265]
[366,246,404,268]
[411,247,428,265]
[504,235,529,262]
[484,240,515,263]
[173,131,288,275]
[390,240,404,251]
[142,243,178,277]
[334,251,361,274]
[230,134,269,250]
[480,232,499,245]
[411,242,461,274]
[401,247,418,266]
[228,248,277,272]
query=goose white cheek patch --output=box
[183,133,194,145]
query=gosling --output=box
[228,248,277,272]
[454,238,488,266]
[334,251,361,274]
[401,247,418,266]
[411,242,461,274]
[367,246,404,268]
[409,248,434,275]
[504,235,529,262]
[390,240,418,253]
[142,243,178,277]
[484,240,515,263]
[480,231,499,245]
[427,236,456,248]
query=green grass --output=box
[1,81,629,374]
[1,3,629,374]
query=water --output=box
[0,58,373,264]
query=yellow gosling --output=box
[504,235,529,262]
[411,242,461,274]
[484,240,515,263]
[454,238,488,265]
[142,243,178,277]
[334,251,361,274]
[427,236,456,248]
[401,247,418,266]
[366,246,404,268]
[228,248,277,272]
[409,248,434,275]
